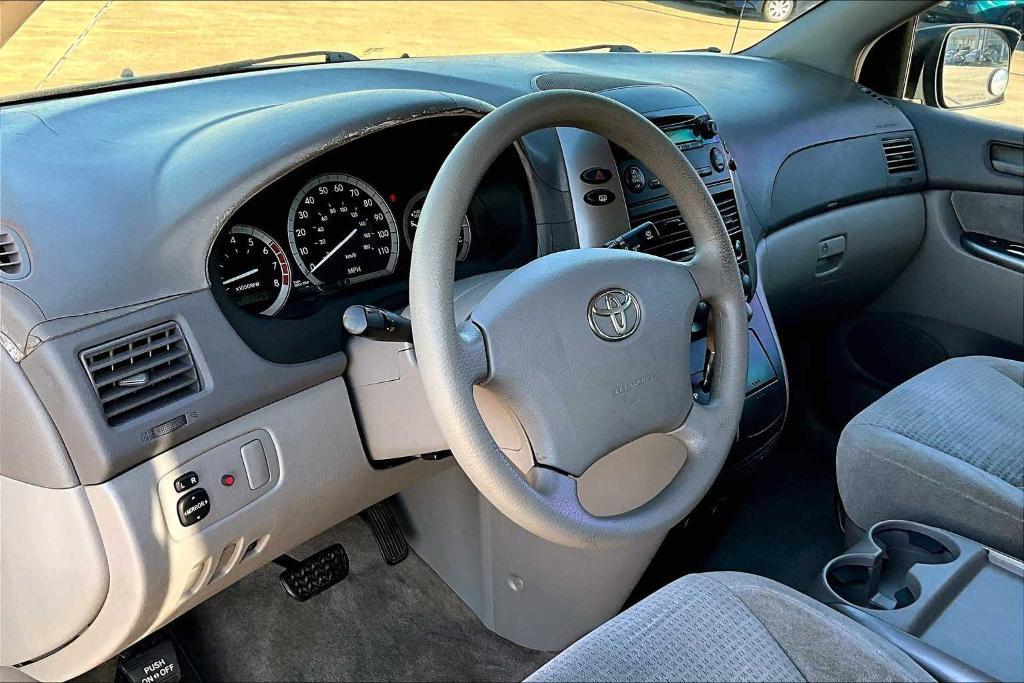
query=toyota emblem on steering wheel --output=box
[588,288,641,341]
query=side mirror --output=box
[908,23,1021,109]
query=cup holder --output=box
[825,522,958,611]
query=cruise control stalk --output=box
[343,305,413,343]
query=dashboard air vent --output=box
[631,189,745,264]
[882,137,918,174]
[0,225,27,278]
[81,322,201,426]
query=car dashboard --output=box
[0,50,926,681]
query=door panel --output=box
[869,190,1024,349]
[818,101,1023,425]
[894,100,1024,193]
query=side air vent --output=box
[631,190,745,264]
[882,137,918,174]
[81,322,201,426]
[0,224,28,278]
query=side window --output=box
[907,0,1023,126]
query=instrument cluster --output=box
[210,117,534,326]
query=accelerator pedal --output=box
[274,543,349,602]
[360,501,409,565]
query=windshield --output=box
[0,0,821,100]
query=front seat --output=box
[528,572,930,682]
[837,356,1024,558]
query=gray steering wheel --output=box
[409,90,747,549]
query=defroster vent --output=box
[81,322,201,426]
[882,137,918,174]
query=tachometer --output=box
[403,190,472,262]
[217,225,292,316]
[287,174,400,286]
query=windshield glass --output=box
[0,0,821,100]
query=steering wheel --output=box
[409,90,747,549]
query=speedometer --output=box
[287,174,400,286]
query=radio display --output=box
[666,127,700,145]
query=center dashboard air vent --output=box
[631,189,746,264]
[882,137,918,174]
[80,322,201,426]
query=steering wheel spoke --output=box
[526,466,582,517]
[456,320,489,386]
[669,400,721,458]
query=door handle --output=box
[961,231,1024,274]
[990,143,1024,177]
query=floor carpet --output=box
[699,433,848,592]
[629,425,848,605]
[172,517,553,682]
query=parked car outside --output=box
[701,0,821,23]
[923,0,1024,33]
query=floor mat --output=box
[699,434,847,592]
[629,428,847,605]
[173,516,553,682]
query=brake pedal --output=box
[274,543,349,602]
[360,501,409,565]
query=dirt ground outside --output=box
[0,0,1021,127]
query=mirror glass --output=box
[942,27,1013,108]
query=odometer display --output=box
[287,174,400,286]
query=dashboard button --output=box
[624,166,646,193]
[583,189,616,206]
[710,147,727,172]
[177,488,210,527]
[173,471,199,493]
[697,166,714,178]
[648,178,662,190]
[241,440,271,490]
[580,167,612,184]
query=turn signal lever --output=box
[343,305,413,344]
[604,221,659,251]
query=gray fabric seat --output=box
[528,572,930,682]
[837,356,1024,558]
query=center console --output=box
[818,520,1024,682]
